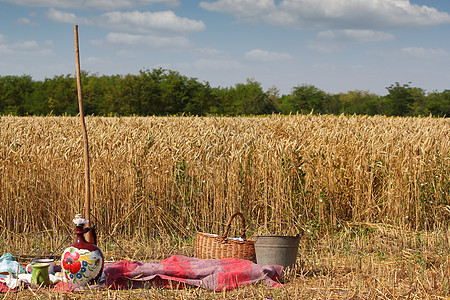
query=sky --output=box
[0,0,449,96]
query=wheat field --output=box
[1,115,448,238]
[1,114,449,298]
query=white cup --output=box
[26,258,55,274]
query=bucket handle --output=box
[221,212,247,240]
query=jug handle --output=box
[84,226,98,245]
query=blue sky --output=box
[1,0,449,95]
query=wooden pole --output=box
[74,25,92,240]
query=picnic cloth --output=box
[0,253,27,291]
[0,282,10,293]
[103,255,283,291]
[0,253,25,276]
[1,255,284,292]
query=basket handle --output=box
[221,212,247,240]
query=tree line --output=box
[1,68,448,117]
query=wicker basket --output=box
[195,212,256,262]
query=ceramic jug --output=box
[60,214,103,286]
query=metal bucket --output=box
[254,235,301,269]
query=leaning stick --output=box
[74,25,91,239]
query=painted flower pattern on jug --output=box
[61,247,102,285]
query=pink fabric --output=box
[51,281,80,292]
[1,255,283,292]
[104,255,283,291]
[0,282,12,293]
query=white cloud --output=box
[312,63,337,72]
[46,8,78,23]
[98,10,205,34]
[317,30,395,43]
[84,56,109,66]
[116,49,138,58]
[15,17,40,26]
[367,47,449,58]
[43,40,54,47]
[200,0,450,29]
[306,41,346,53]
[99,32,193,48]
[400,47,449,57]
[14,40,39,50]
[0,0,180,10]
[0,39,54,56]
[244,49,292,62]
[307,29,395,53]
[46,9,205,35]
[193,58,243,71]
[192,47,230,59]
[200,0,275,23]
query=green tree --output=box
[209,79,273,115]
[137,68,162,115]
[183,79,213,116]
[338,90,382,115]
[159,69,189,114]
[278,84,329,114]
[44,74,78,115]
[424,90,450,117]
[23,80,51,115]
[384,82,425,116]
[81,72,109,115]
[0,75,34,115]
[232,78,270,115]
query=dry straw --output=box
[0,115,448,242]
